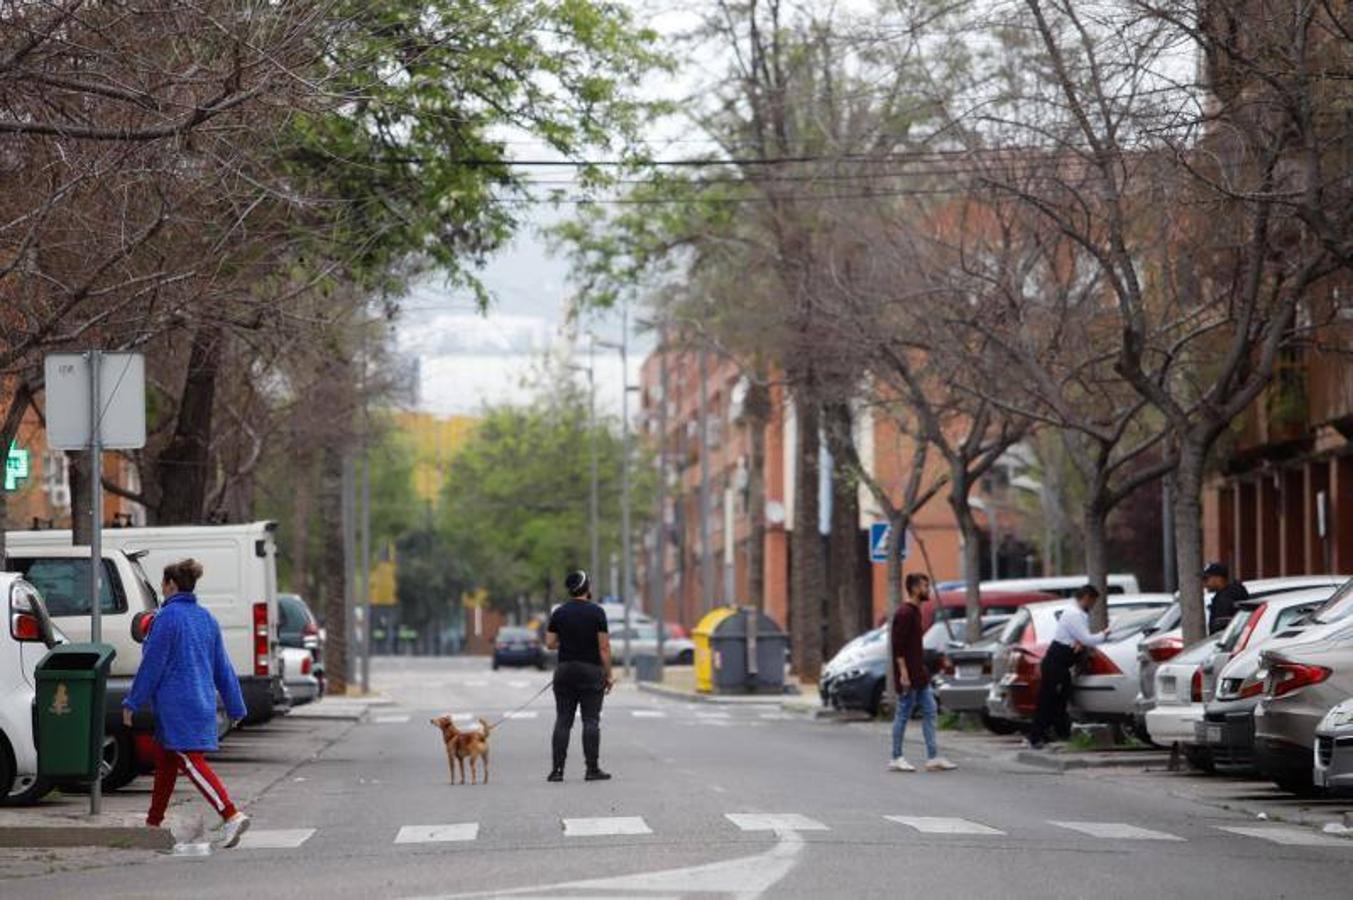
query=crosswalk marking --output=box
[395,824,479,844]
[503,710,538,720]
[886,816,1005,835]
[758,712,793,721]
[1050,821,1185,841]
[508,680,529,688]
[631,710,667,718]
[373,714,411,724]
[562,817,652,837]
[1217,826,1349,847]
[725,813,828,833]
[695,711,731,719]
[237,828,316,850]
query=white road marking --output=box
[395,824,479,844]
[503,710,538,720]
[508,680,529,688]
[710,785,729,794]
[374,714,411,724]
[1217,826,1349,847]
[695,711,731,719]
[725,813,828,832]
[1050,821,1185,841]
[562,816,653,837]
[419,828,805,899]
[452,713,479,723]
[631,710,667,718]
[886,815,1005,835]
[758,712,793,721]
[237,828,316,849]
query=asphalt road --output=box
[10,656,1353,899]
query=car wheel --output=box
[492,660,500,670]
[1272,771,1320,797]
[2,773,54,807]
[677,649,694,665]
[980,711,1021,735]
[1183,745,1215,774]
[0,734,15,799]
[101,730,138,792]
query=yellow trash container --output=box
[692,607,736,693]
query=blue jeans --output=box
[891,683,938,761]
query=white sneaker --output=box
[219,813,251,849]
[925,757,958,772]
[888,757,916,772]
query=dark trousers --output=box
[1030,642,1078,745]
[552,661,605,771]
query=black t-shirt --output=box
[548,600,608,665]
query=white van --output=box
[7,522,285,724]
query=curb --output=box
[636,683,798,705]
[0,825,173,850]
[1015,749,1172,771]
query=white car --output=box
[0,573,59,807]
[608,623,696,665]
[279,646,319,707]
[1071,597,1176,724]
[1144,638,1222,760]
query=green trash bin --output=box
[35,643,117,779]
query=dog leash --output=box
[483,679,555,730]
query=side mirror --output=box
[131,610,157,644]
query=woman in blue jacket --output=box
[123,558,251,847]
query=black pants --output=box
[1029,642,1077,745]
[552,661,605,771]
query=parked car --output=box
[1253,622,1353,794]
[0,572,59,806]
[1070,600,1175,726]
[278,645,320,707]
[1143,638,1222,767]
[277,593,324,698]
[1132,576,1349,734]
[8,522,289,725]
[608,623,697,665]
[3,543,161,791]
[1198,588,1338,769]
[1313,697,1353,792]
[985,594,1174,732]
[971,574,1142,597]
[822,591,1054,717]
[493,626,547,669]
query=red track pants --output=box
[146,741,237,827]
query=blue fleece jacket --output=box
[123,593,248,751]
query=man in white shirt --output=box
[1027,585,1108,749]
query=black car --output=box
[493,626,547,669]
[277,593,325,696]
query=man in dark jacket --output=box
[887,573,956,773]
[1204,562,1249,634]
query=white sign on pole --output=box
[43,353,147,450]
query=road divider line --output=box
[236,828,317,850]
[373,714,411,724]
[562,816,652,837]
[395,824,479,844]
[1216,826,1350,847]
[1049,821,1185,841]
[725,813,828,832]
[886,815,1005,835]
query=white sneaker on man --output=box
[888,757,917,772]
[219,813,251,849]
[925,757,958,772]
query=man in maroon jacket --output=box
[889,573,957,772]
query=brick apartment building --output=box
[637,346,1032,633]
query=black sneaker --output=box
[584,768,612,782]
[547,769,564,783]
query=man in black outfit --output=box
[1204,562,1249,635]
[544,570,613,782]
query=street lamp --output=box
[566,341,600,585]
[596,308,635,679]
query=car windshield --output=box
[1105,608,1164,642]
[1217,607,1256,652]
[1147,602,1182,634]
[1309,577,1353,625]
[128,556,161,608]
[997,609,1031,645]
[498,628,534,641]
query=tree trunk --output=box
[1173,441,1209,644]
[68,451,92,544]
[824,402,862,652]
[1083,497,1111,631]
[320,443,348,694]
[157,324,224,525]
[742,377,771,611]
[949,471,984,644]
[790,393,824,680]
[291,449,314,600]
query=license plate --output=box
[1205,724,1222,744]
[1160,676,1176,697]
[958,664,983,680]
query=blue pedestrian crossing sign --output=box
[869,522,908,564]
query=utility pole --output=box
[88,349,103,816]
[598,312,634,678]
[360,451,371,689]
[341,451,356,685]
[650,326,669,679]
[698,345,714,614]
[568,345,600,583]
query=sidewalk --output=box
[0,713,356,853]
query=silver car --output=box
[1313,697,1353,791]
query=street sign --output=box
[869,522,909,564]
[4,442,29,491]
[43,353,146,450]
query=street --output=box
[3,656,1351,899]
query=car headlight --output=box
[1318,699,1353,732]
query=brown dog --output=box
[430,715,493,785]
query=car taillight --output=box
[301,656,313,675]
[302,621,319,637]
[11,612,41,642]
[496,642,508,650]
[1190,667,1204,702]
[1146,636,1184,663]
[1267,662,1331,698]
[1238,678,1264,699]
[1083,649,1122,676]
[1233,604,1266,652]
[253,602,270,676]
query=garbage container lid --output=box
[708,608,784,638]
[34,642,117,673]
[692,607,737,638]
